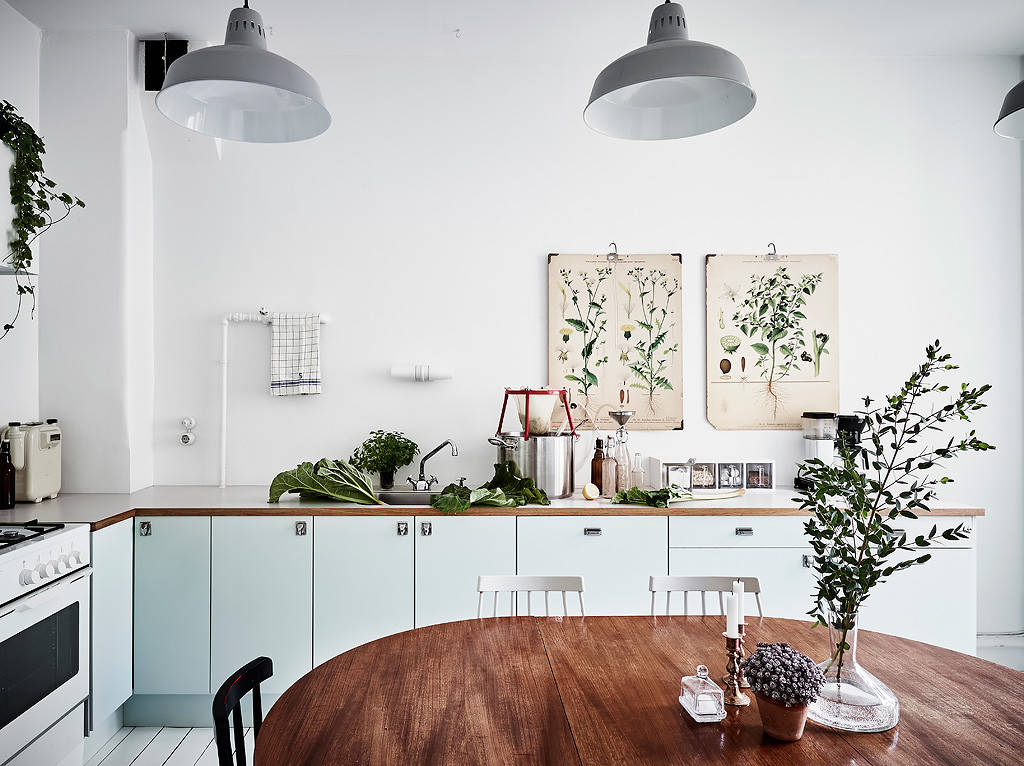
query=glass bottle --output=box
[807,610,899,732]
[590,438,606,492]
[631,452,646,490]
[1,439,15,510]
[614,437,632,492]
[600,437,618,498]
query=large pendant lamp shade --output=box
[995,79,1024,139]
[156,3,330,143]
[585,2,755,140]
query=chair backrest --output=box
[212,656,274,766]
[477,575,585,617]
[649,575,763,617]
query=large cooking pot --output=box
[488,434,574,499]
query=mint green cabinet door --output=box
[91,518,133,727]
[414,516,516,627]
[210,516,313,695]
[313,517,414,666]
[134,516,211,694]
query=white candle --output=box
[733,580,745,625]
[725,594,739,638]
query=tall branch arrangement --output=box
[626,265,677,408]
[561,267,611,399]
[797,341,992,677]
[1,100,85,341]
[733,267,822,418]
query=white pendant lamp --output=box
[156,2,330,143]
[585,2,755,140]
[995,79,1024,139]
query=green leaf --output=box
[564,318,587,332]
[269,460,382,505]
[751,343,770,355]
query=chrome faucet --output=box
[407,440,459,491]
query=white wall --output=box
[38,30,154,492]
[0,1,41,420]
[145,50,1022,633]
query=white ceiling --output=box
[9,0,1024,60]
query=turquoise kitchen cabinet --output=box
[133,516,211,694]
[90,518,133,728]
[210,516,313,694]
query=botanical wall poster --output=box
[548,253,683,431]
[706,254,838,430]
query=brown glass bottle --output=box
[1,439,15,510]
[590,438,605,492]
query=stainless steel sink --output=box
[378,490,436,506]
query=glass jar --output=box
[679,665,726,723]
[601,437,618,499]
[801,411,838,440]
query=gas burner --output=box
[0,520,65,551]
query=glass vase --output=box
[807,611,899,732]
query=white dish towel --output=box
[269,312,321,396]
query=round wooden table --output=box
[256,616,1023,765]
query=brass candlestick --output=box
[723,623,751,688]
[722,632,750,706]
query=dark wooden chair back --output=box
[212,656,274,766]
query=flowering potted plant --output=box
[742,642,824,741]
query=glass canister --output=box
[801,411,838,440]
[679,665,726,723]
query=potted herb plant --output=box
[742,642,824,741]
[797,340,992,732]
[349,431,419,490]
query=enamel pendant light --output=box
[585,2,755,140]
[156,2,330,143]
[995,79,1024,139]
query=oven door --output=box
[0,569,91,765]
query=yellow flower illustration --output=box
[621,323,635,340]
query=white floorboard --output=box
[84,727,133,766]
[93,726,252,766]
[165,729,215,766]
[91,728,160,765]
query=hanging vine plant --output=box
[1,100,85,341]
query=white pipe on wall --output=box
[219,311,330,487]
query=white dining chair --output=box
[477,575,586,617]
[649,575,764,617]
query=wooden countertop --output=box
[0,485,985,531]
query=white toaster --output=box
[1,421,62,502]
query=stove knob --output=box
[20,568,41,586]
[54,558,70,574]
[68,550,83,566]
[36,561,56,579]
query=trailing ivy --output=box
[1,100,85,340]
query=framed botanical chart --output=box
[548,253,683,430]
[706,253,839,430]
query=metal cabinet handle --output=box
[397,522,408,536]
[802,554,813,568]
[421,522,432,536]
[584,528,602,536]
[735,527,754,536]
[295,521,307,536]
[139,521,152,537]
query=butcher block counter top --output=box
[0,485,985,531]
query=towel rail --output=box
[219,311,330,487]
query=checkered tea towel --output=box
[270,313,321,396]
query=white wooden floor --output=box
[85,727,254,766]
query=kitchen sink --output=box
[377,489,436,506]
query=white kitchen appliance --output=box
[1,421,62,503]
[0,521,91,764]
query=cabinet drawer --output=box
[670,517,806,548]
[517,516,666,615]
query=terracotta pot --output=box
[755,693,809,742]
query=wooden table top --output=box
[255,616,1023,766]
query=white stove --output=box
[0,521,90,606]
[0,520,92,764]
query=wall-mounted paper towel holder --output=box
[390,364,453,382]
